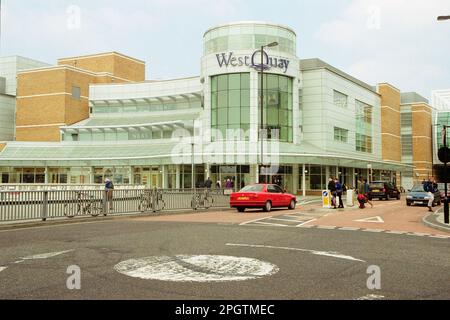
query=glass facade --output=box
[258,73,293,142]
[204,24,296,56]
[436,112,450,149]
[355,100,373,153]
[211,73,251,141]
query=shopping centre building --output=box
[0,21,436,194]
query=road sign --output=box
[438,147,450,164]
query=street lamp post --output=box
[259,42,278,183]
[191,142,195,189]
[437,16,449,224]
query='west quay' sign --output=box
[216,51,290,73]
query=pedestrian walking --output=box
[204,177,212,189]
[423,178,436,212]
[216,180,221,189]
[328,177,337,209]
[363,179,373,208]
[105,178,114,211]
[335,178,344,208]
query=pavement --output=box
[423,208,450,233]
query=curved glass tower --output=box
[201,21,301,145]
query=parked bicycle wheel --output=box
[89,201,102,217]
[138,198,149,212]
[64,202,80,219]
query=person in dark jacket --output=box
[204,177,212,189]
[105,178,114,211]
[328,178,337,209]
[335,178,344,208]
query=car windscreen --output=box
[370,183,384,188]
[411,185,426,192]
[240,185,264,192]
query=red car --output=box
[230,184,297,213]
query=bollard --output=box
[42,191,48,222]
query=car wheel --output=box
[237,207,246,213]
[406,201,411,206]
[397,194,401,200]
[288,199,296,210]
[386,194,390,201]
[263,201,272,212]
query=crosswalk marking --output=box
[239,213,450,240]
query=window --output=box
[334,90,348,108]
[402,134,412,156]
[258,73,293,142]
[356,100,373,124]
[211,73,250,141]
[401,112,412,128]
[72,86,81,100]
[356,133,372,153]
[334,127,348,143]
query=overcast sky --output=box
[2,0,449,99]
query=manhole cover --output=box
[114,255,279,282]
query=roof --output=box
[401,92,429,104]
[57,52,146,65]
[204,21,296,37]
[82,111,201,126]
[300,58,378,94]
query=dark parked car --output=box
[406,184,441,207]
[368,181,401,201]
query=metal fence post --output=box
[42,191,48,222]
[102,190,107,215]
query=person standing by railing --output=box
[105,178,114,211]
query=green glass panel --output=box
[279,76,288,92]
[240,73,250,90]
[229,90,241,107]
[211,76,218,92]
[211,109,217,126]
[267,107,279,125]
[218,91,228,108]
[217,108,228,125]
[211,92,218,110]
[218,75,228,91]
[241,90,250,106]
[228,107,240,124]
[279,109,288,126]
[240,107,250,124]
[267,74,278,90]
[288,79,293,93]
[228,74,241,90]
[280,127,288,141]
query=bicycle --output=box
[191,189,214,210]
[138,190,166,213]
[64,191,103,218]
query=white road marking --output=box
[316,225,337,229]
[267,218,304,223]
[0,266,7,273]
[355,216,384,223]
[338,227,361,231]
[20,250,74,260]
[411,233,430,237]
[363,229,385,233]
[429,235,450,239]
[226,243,366,263]
[253,221,289,227]
[114,255,279,282]
[296,219,317,227]
[357,294,385,300]
[386,230,407,234]
[239,216,273,226]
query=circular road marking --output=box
[114,255,279,282]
